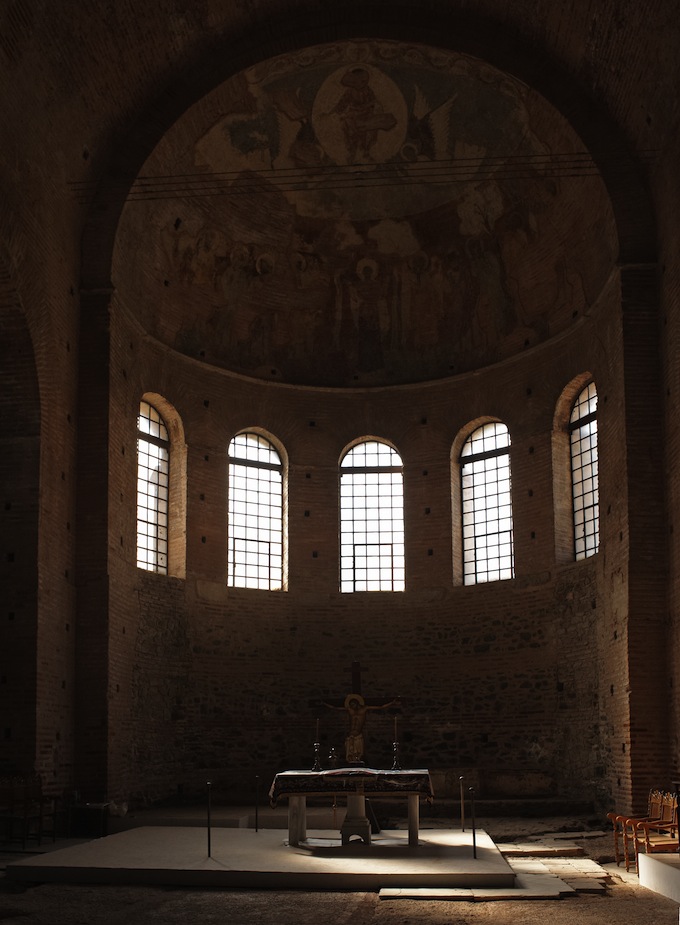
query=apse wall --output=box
[97,270,633,810]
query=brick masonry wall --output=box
[97,281,635,808]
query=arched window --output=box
[460,422,514,584]
[340,440,404,592]
[227,432,284,590]
[137,401,170,574]
[570,382,599,559]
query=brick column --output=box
[620,264,670,807]
[74,289,112,800]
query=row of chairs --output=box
[0,775,58,850]
[607,789,679,872]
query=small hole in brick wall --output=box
[200,494,205,501]
[8,612,15,621]
[617,777,622,787]
[0,676,5,684]
[312,551,318,558]
[4,729,11,740]
[163,280,170,287]
[64,569,69,579]
[6,553,14,563]
[62,680,66,689]
[425,508,430,514]
[116,684,120,693]
[65,623,70,632]
[174,217,182,229]
[200,350,205,357]
[306,473,311,479]
[621,743,626,753]
[610,684,614,695]
[4,502,10,511]
[122,627,126,635]
[423,470,428,476]
[304,511,310,517]
[526,387,532,396]
[204,399,210,408]
[55,731,60,741]
[531,531,535,539]
[201,536,206,544]
[205,455,209,461]
[82,147,89,160]
[120,536,123,546]
[528,446,534,454]
[67,413,71,423]
[421,417,427,425]
[528,489,533,497]
[620,531,623,540]
[614,629,617,639]
[61,471,66,480]
[309,421,316,427]
[428,548,433,556]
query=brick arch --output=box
[79,3,655,293]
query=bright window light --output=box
[340,441,404,592]
[460,422,514,584]
[137,401,169,574]
[570,382,599,559]
[228,433,283,590]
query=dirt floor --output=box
[1,816,678,925]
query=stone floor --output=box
[0,814,677,925]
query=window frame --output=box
[227,431,286,591]
[339,439,405,593]
[136,400,171,575]
[459,421,515,585]
[569,381,599,560]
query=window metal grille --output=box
[340,441,405,592]
[137,401,169,574]
[228,432,283,590]
[570,382,599,560]
[460,422,514,584]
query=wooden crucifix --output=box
[323,660,400,765]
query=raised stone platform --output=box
[4,825,570,896]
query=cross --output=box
[348,659,363,696]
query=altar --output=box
[269,768,434,847]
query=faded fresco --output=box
[116,41,617,386]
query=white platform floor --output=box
[3,825,576,898]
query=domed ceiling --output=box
[113,40,618,387]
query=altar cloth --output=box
[269,768,434,805]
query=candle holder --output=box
[391,739,402,771]
[312,741,323,771]
[327,746,338,768]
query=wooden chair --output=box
[0,775,58,850]
[632,791,678,871]
[607,788,663,870]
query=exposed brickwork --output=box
[0,0,678,819]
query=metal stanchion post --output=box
[469,786,477,859]
[459,775,465,831]
[207,780,212,858]
[255,775,259,833]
